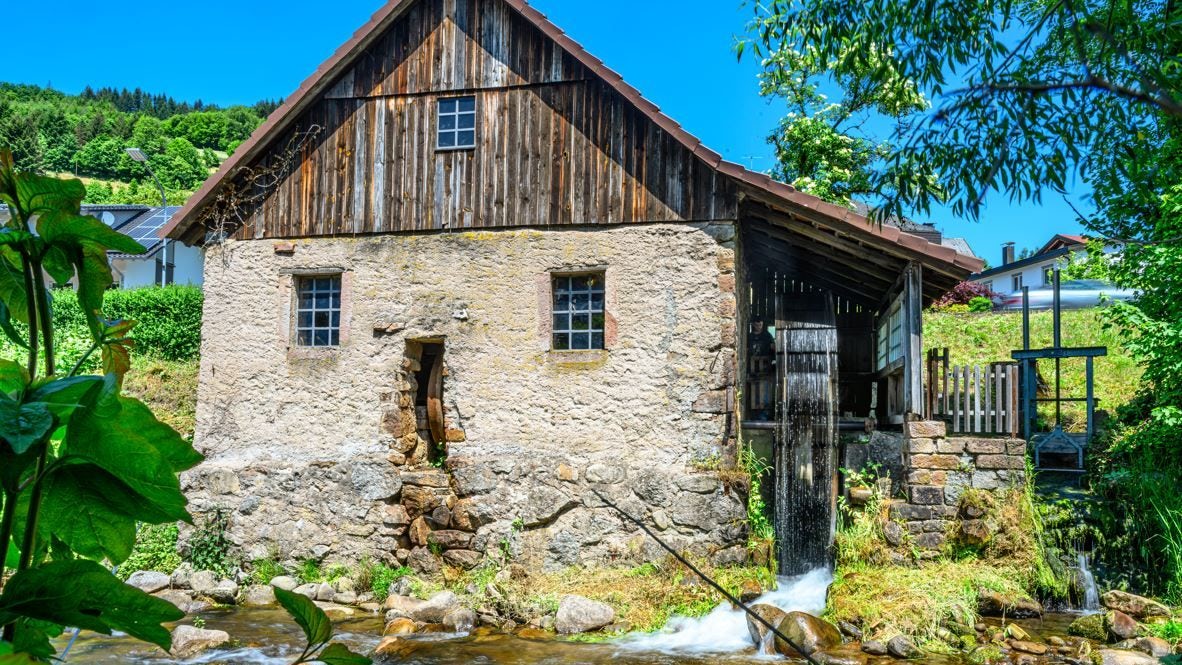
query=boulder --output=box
[555,595,615,634]
[270,575,299,591]
[170,563,194,589]
[408,547,440,576]
[886,635,923,659]
[125,571,171,594]
[383,617,417,636]
[1104,610,1142,642]
[978,589,1042,618]
[862,641,888,656]
[332,591,357,605]
[205,580,239,605]
[1093,649,1162,665]
[314,602,356,621]
[170,625,230,659]
[773,612,843,658]
[1101,591,1172,621]
[443,549,482,570]
[746,603,789,648]
[1006,624,1031,641]
[1068,613,1108,641]
[427,530,473,550]
[242,585,276,607]
[1114,637,1172,658]
[314,582,335,601]
[412,591,461,623]
[883,521,905,547]
[152,589,210,615]
[443,606,477,633]
[837,621,864,641]
[188,570,219,596]
[739,579,764,604]
[293,583,320,599]
[384,594,426,619]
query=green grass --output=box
[925,309,1141,428]
[118,523,182,580]
[248,557,288,585]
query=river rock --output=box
[1011,640,1048,655]
[747,604,789,648]
[293,583,320,599]
[862,641,888,656]
[443,606,477,633]
[153,589,210,615]
[1104,610,1142,641]
[205,580,239,605]
[886,635,923,659]
[773,612,843,657]
[270,575,299,591]
[978,589,1042,618]
[817,645,869,665]
[126,571,171,594]
[189,570,219,596]
[837,620,864,641]
[1006,624,1030,641]
[1093,649,1162,665]
[332,591,358,605]
[314,602,355,620]
[739,579,764,604]
[1068,613,1108,641]
[170,625,230,659]
[555,595,615,634]
[314,582,335,601]
[1114,637,1172,658]
[1101,591,1171,621]
[384,617,417,635]
[242,584,276,606]
[413,591,461,623]
[170,563,194,589]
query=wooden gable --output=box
[223,0,738,241]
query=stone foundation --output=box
[182,223,747,570]
[889,421,1028,550]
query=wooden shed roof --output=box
[162,0,983,282]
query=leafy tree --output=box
[72,135,124,179]
[0,99,41,172]
[156,137,207,190]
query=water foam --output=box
[616,567,833,655]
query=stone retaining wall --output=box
[889,421,1028,550]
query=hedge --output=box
[1,285,203,364]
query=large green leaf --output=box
[37,211,145,256]
[27,375,104,422]
[317,643,372,665]
[0,302,27,351]
[63,388,201,523]
[0,360,26,395]
[0,396,52,455]
[0,653,41,664]
[12,173,84,218]
[0,560,183,651]
[274,587,332,648]
[9,620,56,661]
[38,465,140,564]
[39,247,72,287]
[0,248,30,325]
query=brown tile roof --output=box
[162,0,983,276]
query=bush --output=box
[358,560,414,601]
[249,557,289,585]
[931,281,999,310]
[0,286,203,365]
[968,296,994,312]
[186,510,237,577]
[118,524,182,580]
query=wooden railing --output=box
[925,348,1020,436]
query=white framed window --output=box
[552,273,605,351]
[437,96,476,150]
[876,298,904,370]
[295,275,342,347]
[1041,264,1055,285]
[1012,274,1024,292]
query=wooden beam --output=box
[743,243,880,307]
[902,262,925,419]
[748,226,898,291]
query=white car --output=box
[997,280,1136,310]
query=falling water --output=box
[618,568,834,655]
[774,295,839,576]
[1078,552,1100,611]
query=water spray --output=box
[590,488,822,665]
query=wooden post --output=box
[901,263,924,419]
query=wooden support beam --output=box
[743,243,880,307]
[748,226,899,291]
[902,262,925,420]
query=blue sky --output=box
[2,0,1089,262]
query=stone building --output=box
[164,0,982,573]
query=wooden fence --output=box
[925,348,1020,436]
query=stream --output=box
[58,569,1084,665]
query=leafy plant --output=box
[739,444,775,544]
[186,509,236,577]
[0,153,202,658]
[967,297,994,313]
[357,560,412,602]
[249,557,288,586]
[118,523,182,581]
[273,587,370,665]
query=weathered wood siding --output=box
[234,0,737,241]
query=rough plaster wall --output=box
[184,222,746,567]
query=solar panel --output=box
[116,206,180,254]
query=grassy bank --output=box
[925,309,1140,428]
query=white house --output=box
[971,234,1090,295]
[1,204,204,289]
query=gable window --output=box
[1012,274,1024,292]
[552,274,605,351]
[437,96,476,150]
[296,275,342,347]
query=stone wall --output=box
[889,421,1027,550]
[182,222,748,572]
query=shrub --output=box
[357,560,414,601]
[968,296,994,312]
[186,510,237,577]
[249,557,289,585]
[931,281,999,310]
[118,524,182,580]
